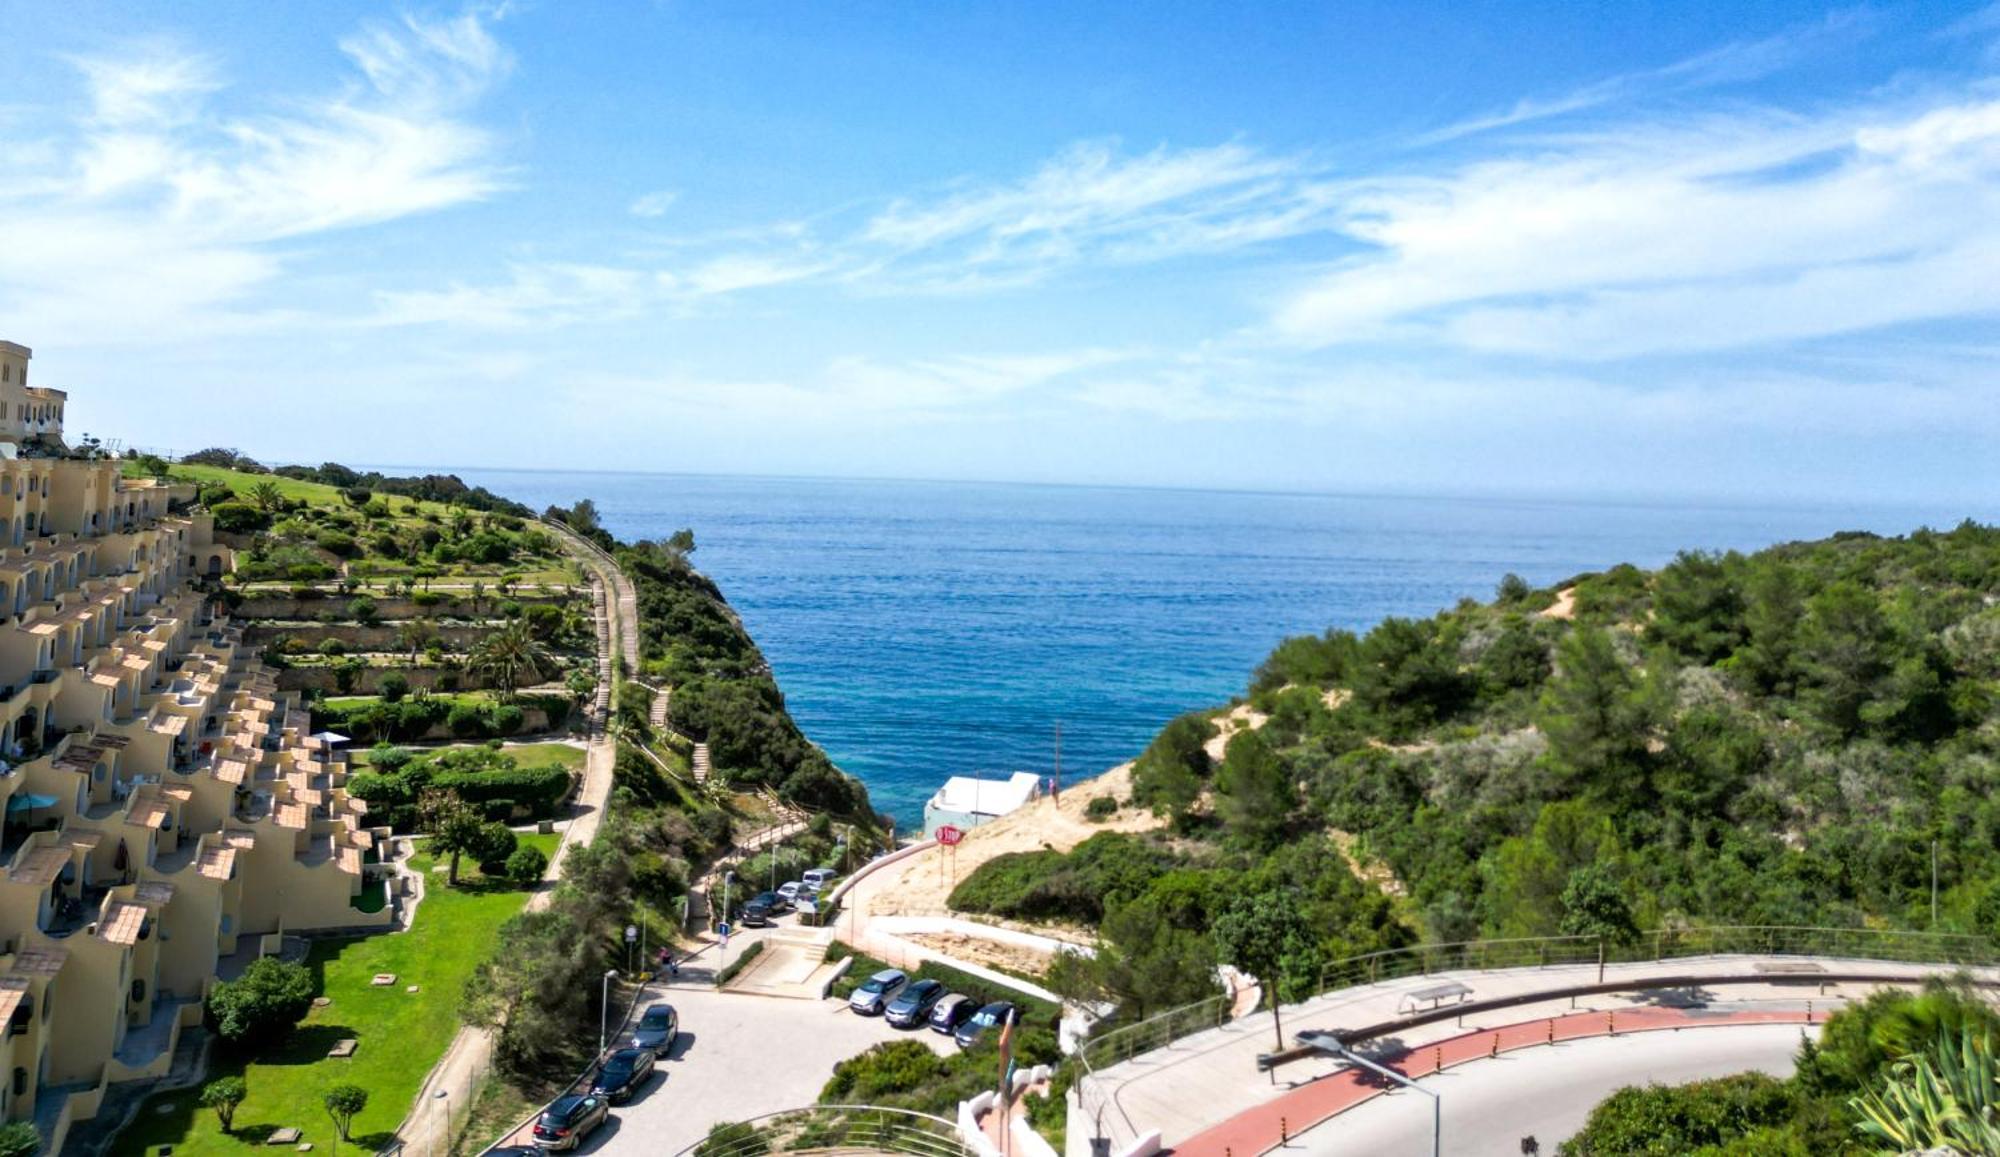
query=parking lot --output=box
[502,935,956,1156]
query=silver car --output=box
[848,968,907,1015]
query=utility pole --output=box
[1052,723,1061,803]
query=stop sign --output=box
[937,825,964,846]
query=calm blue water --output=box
[438,471,1977,828]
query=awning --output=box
[6,794,60,813]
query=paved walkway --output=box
[395,520,638,1153]
[1075,954,1996,1157]
[1178,1005,1826,1155]
[1290,1020,1807,1156]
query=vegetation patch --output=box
[118,846,544,1157]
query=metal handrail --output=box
[668,1104,970,1156]
[1071,922,2000,1147]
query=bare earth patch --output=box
[1539,585,1578,620]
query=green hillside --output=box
[963,521,2000,1017]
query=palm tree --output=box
[248,481,284,515]
[470,580,487,616]
[468,622,553,699]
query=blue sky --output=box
[3,2,1998,504]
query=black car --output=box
[531,1094,608,1151]
[955,1001,1018,1048]
[928,992,979,1035]
[741,891,784,927]
[591,1047,656,1104]
[630,1003,679,1055]
[486,1149,541,1157]
[884,978,946,1028]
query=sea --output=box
[436,470,1977,830]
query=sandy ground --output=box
[1539,586,1577,620]
[853,762,1163,924]
[1203,702,1269,762]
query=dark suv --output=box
[532,1094,608,1150]
[591,1047,656,1104]
[884,978,946,1028]
[741,891,784,927]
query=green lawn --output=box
[113,847,543,1157]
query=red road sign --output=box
[937,825,964,846]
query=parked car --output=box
[884,978,946,1028]
[929,992,979,1035]
[532,1094,608,1150]
[848,968,908,1015]
[742,891,783,927]
[802,867,838,891]
[630,1003,679,1055]
[955,1001,1018,1048]
[777,881,804,905]
[591,1047,656,1104]
[486,1149,541,1157]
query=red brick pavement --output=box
[1172,1005,1825,1156]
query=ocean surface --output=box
[440,470,1977,829]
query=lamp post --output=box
[599,969,618,1057]
[1297,1031,1439,1157]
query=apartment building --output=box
[0,342,390,1150]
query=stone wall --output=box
[244,621,497,651]
[276,664,493,694]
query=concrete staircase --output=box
[691,742,711,785]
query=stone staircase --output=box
[691,742,711,785]
[650,685,670,731]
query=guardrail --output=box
[1071,923,2000,1149]
[669,1105,970,1157]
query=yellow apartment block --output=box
[0,343,392,1151]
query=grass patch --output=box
[114,852,539,1157]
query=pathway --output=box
[394,518,639,1154]
[1076,954,1999,1157]
[1289,1020,1807,1156]
[1178,1004,1826,1155]
[691,742,711,786]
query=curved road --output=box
[1294,1022,1809,1155]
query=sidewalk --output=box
[1077,954,1996,1156]
[1176,1005,1825,1156]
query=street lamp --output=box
[1296,1031,1439,1156]
[599,968,618,1056]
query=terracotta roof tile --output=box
[196,845,237,881]
[0,980,28,1025]
[276,802,308,831]
[337,846,361,874]
[98,901,146,945]
[10,946,65,977]
[133,881,175,906]
[8,846,67,886]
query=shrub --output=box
[0,1121,39,1157]
[694,1122,768,1157]
[206,957,314,1046]
[1086,796,1118,821]
[210,502,269,534]
[317,638,346,657]
[715,940,766,987]
[200,1076,248,1133]
[493,704,526,735]
[481,797,517,822]
[379,671,410,702]
[506,845,548,885]
[471,822,518,872]
[315,531,358,558]
[347,595,379,624]
[448,703,486,736]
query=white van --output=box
[802,868,838,891]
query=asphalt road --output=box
[1289,1023,1810,1156]
[556,969,957,1156]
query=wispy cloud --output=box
[1272,94,2000,358]
[0,7,512,343]
[629,189,679,218]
